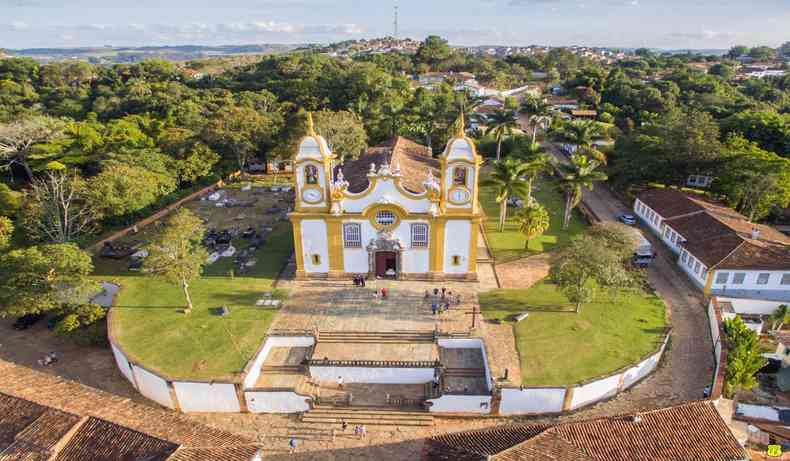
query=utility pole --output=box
[393,2,399,39]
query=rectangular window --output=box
[757,273,770,285]
[715,272,729,284]
[343,223,362,248]
[452,255,461,266]
[681,251,688,264]
[782,274,790,285]
[311,254,321,265]
[411,223,428,248]
[732,273,746,285]
[693,260,701,274]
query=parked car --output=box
[632,254,654,268]
[619,213,636,225]
[12,313,44,330]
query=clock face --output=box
[302,188,323,204]
[450,188,471,205]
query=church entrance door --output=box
[375,251,398,278]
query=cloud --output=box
[666,29,736,41]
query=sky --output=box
[1,0,788,50]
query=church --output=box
[289,114,482,281]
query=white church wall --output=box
[500,388,566,415]
[443,220,471,273]
[300,219,329,273]
[342,178,431,214]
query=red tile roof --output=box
[637,188,790,270]
[338,136,439,194]
[424,401,747,461]
[52,417,179,461]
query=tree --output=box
[549,233,634,313]
[726,45,750,59]
[515,203,549,249]
[723,316,766,398]
[143,208,207,313]
[87,163,177,219]
[0,242,96,318]
[558,154,607,230]
[0,116,64,181]
[0,216,11,251]
[513,143,550,203]
[20,162,96,243]
[749,46,777,61]
[708,63,736,81]
[560,120,602,148]
[484,109,519,161]
[203,106,281,171]
[490,158,531,232]
[415,36,451,71]
[53,303,106,336]
[769,304,790,331]
[0,183,22,217]
[314,110,368,162]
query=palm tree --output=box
[561,120,602,148]
[528,115,552,145]
[515,142,551,203]
[519,96,553,145]
[515,203,550,249]
[558,154,608,230]
[490,158,531,232]
[484,109,519,161]
[770,304,790,331]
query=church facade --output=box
[289,115,482,281]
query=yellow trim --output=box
[429,218,446,273]
[468,221,479,273]
[291,217,305,275]
[703,270,715,296]
[300,184,324,204]
[362,203,408,231]
[326,218,344,273]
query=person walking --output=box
[433,288,439,296]
[359,424,367,439]
[431,303,437,315]
[361,275,366,287]
[337,376,344,390]
[341,419,348,432]
[288,437,298,453]
[441,287,447,299]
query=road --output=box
[545,141,715,406]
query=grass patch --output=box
[480,172,587,262]
[480,280,667,386]
[105,222,293,381]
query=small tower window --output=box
[376,210,396,227]
[311,254,321,265]
[305,165,319,184]
[453,167,467,186]
[452,255,462,266]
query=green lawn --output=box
[105,222,293,381]
[479,281,667,386]
[480,172,588,263]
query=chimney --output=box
[751,228,760,240]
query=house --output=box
[422,401,748,461]
[634,188,790,301]
[0,392,261,461]
[545,96,579,111]
[775,331,790,368]
[734,402,790,448]
[570,109,597,120]
[290,114,481,281]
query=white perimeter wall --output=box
[173,382,241,413]
[443,220,471,274]
[301,219,329,273]
[309,366,434,384]
[246,391,311,413]
[438,338,492,391]
[132,365,174,409]
[570,373,621,410]
[111,344,136,388]
[500,388,566,415]
[243,336,315,389]
[428,395,492,414]
[715,297,785,316]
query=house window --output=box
[375,210,396,227]
[681,251,688,264]
[305,165,319,184]
[715,272,729,284]
[411,223,428,248]
[693,261,701,274]
[757,273,771,285]
[453,167,467,186]
[782,274,790,285]
[311,254,321,265]
[343,223,361,248]
[452,255,461,266]
[733,273,746,285]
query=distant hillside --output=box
[6,44,303,64]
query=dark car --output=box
[619,213,637,225]
[12,313,44,330]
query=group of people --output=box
[37,351,59,367]
[288,420,366,452]
[426,287,462,315]
[352,274,367,287]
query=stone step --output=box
[317,331,436,343]
[261,365,304,373]
[444,368,486,377]
[309,407,432,418]
[302,406,434,427]
[300,417,434,427]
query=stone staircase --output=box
[317,331,436,344]
[261,364,304,373]
[301,405,434,427]
[444,367,486,378]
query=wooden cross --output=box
[464,304,480,330]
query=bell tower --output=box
[440,113,481,215]
[293,112,334,213]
